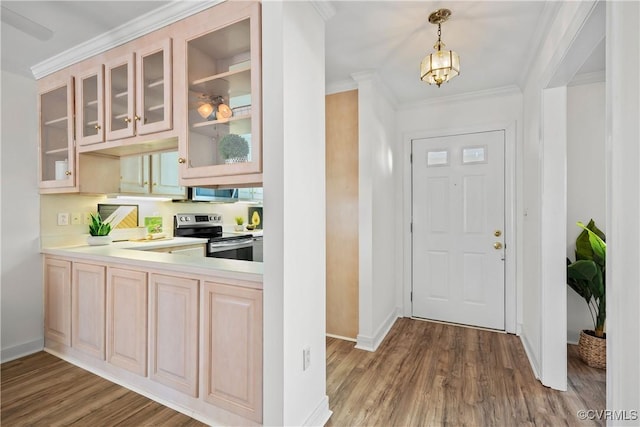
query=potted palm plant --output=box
[87,213,113,246]
[566,219,606,369]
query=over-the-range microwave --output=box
[188,187,238,202]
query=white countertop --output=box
[42,237,263,286]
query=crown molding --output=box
[398,84,522,111]
[311,0,337,22]
[31,0,223,79]
[326,79,358,95]
[568,70,605,86]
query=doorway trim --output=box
[402,121,518,334]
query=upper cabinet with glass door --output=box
[176,1,261,184]
[77,38,172,147]
[39,75,75,191]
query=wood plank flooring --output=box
[1,319,605,426]
[326,318,606,427]
[1,352,206,426]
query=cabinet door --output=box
[201,281,262,422]
[39,76,75,190]
[149,274,198,396]
[151,151,185,196]
[120,155,150,194]
[176,1,262,182]
[44,258,72,346]
[136,38,172,136]
[76,66,105,146]
[105,53,135,140]
[72,263,106,359]
[107,268,148,376]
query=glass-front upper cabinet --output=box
[39,76,75,190]
[177,1,261,181]
[76,66,104,146]
[105,38,172,141]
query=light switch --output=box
[71,212,82,225]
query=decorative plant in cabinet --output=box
[178,1,262,183]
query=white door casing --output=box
[412,130,506,330]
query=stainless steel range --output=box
[174,213,259,261]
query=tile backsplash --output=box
[40,194,261,247]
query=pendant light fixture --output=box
[420,9,460,87]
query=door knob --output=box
[494,242,503,250]
[177,157,186,164]
[494,230,502,237]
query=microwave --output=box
[188,187,238,202]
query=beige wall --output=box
[325,90,358,339]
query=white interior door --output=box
[412,131,505,330]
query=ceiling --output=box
[1,1,604,106]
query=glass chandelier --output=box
[420,9,460,87]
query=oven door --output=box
[208,238,254,261]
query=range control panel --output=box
[175,213,223,227]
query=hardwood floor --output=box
[1,352,206,426]
[1,319,605,426]
[326,318,606,427]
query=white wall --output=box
[351,73,398,351]
[606,1,640,418]
[262,2,330,425]
[398,89,523,331]
[1,71,43,362]
[520,1,600,382]
[566,81,605,344]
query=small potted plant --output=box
[566,219,606,369]
[87,213,113,246]
[218,133,249,164]
[234,216,245,232]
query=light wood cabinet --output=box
[201,281,263,422]
[105,39,172,141]
[44,258,72,346]
[149,274,199,396]
[38,75,75,190]
[120,151,185,197]
[175,1,262,186]
[76,66,105,146]
[106,268,148,376]
[72,262,106,359]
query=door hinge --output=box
[410,222,413,233]
[410,291,413,302]
[410,153,413,163]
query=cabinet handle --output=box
[134,115,141,122]
[178,157,186,164]
[65,171,72,176]
[144,181,149,185]
[124,117,132,123]
[94,124,101,130]
[153,182,157,186]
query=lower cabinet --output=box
[106,267,148,376]
[43,256,262,424]
[202,281,263,422]
[72,262,106,359]
[149,273,199,396]
[44,258,72,346]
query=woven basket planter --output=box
[578,330,606,369]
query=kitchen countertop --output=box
[42,237,263,286]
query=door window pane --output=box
[427,150,448,166]
[462,146,486,164]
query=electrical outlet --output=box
[303,347,311,371]
[83,212,92,224]
[71,212,82,225]
[57,212,70,226]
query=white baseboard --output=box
[1,338,43,363]
[326,333,356,343]
[355,307,401,352]
[520,332,540,380]
[303,395,332,426]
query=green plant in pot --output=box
[87,213,113,246]
[218,133,249,164]
[566,219,606,368]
